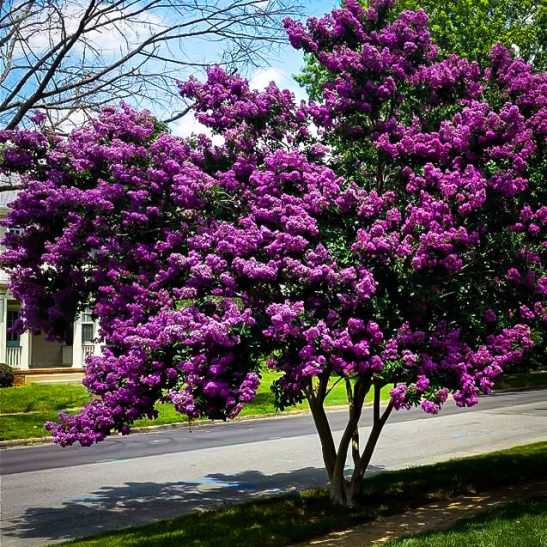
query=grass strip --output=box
[386,495,547,546]
[59,442,547,547]
[495,370,547,391]
[0,383,92,414]
[0,411,62,440]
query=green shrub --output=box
[0,363,14,388]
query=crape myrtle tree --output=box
[297,0,546,101]
[0,0,545,506]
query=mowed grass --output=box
[0,383,93,440]
[496,369,547,391]
[0,371,391,441]
[60,442,547,547]
[386,496,547,547]
[0,383,92,414]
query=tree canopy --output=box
[0,0,545,506]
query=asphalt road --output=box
[1,389,546,546]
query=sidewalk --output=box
[293,480,547,546]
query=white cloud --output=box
[56,109,89,133]
[249,67,284,90]
[249,66,308,103]
[172,112,206,138]
[172,112,224,146]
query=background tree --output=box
[0,0,301,132]
[0,0,545,506]
[394,0,546,68]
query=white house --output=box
[0,191,102,370]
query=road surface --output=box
[1,389,546,546]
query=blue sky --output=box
[174,0,339,136]
[250,0,339,94]
[0,0,339,132]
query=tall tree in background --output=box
[0,0,301,131]
[396,0,546,68]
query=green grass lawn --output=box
[495,369,547,391]
[0,383,92,414]
[58,442,547,547]
[386,496,547,547]
[0,371,390,441]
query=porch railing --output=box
[6,346,22,368]
[82,344,95,360]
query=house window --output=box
[81,309,94,345]
[82,324,94,344]
[81,309,93,323]
[7,309,20,347]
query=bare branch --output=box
[0,0,303,130]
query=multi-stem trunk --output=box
[306,375,393,507]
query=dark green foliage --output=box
[0,363,14,388]
[297,0,546,102]
[396,0,546,69]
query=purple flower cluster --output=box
[178,66,309,151]
[387,321,534,413]
[0,1,544,446]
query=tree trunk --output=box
[305,379,336,481]
[329,469,352,506]
[350,392,393,501]
[307,375,393,507]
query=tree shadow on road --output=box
[0,464,384,544]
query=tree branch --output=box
[1,0,302,130]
